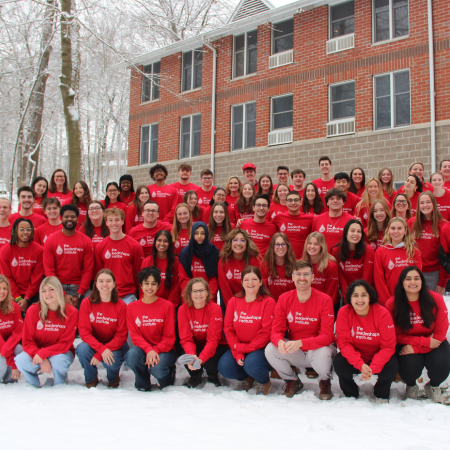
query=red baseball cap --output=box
[242,163,257,171]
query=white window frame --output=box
[233,30,258,79]
[140,123,159,165]
[329,0,355,39]
[328,80,356,122]
[271,18,294,55]
[270,93,293,131]
[141,62,160,103]
[373,69,411,130]
[181,48,203,92]
[231,102,257,151]
[372,0,409,43]
[180,114,201,159]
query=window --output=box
[232,102,256,150]
[140,124,159,165]
[141,62,160,102]
[182,49,202,91]
[272,19,293,54]
[329,81,355,121]
[271,95,293,130]
[180,114,201,158]
[330,1,355,38]
[374,70,410,130]
[234,30,257,78]
[374,0,409,43]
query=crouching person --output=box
[265,260,336,400]
[125,267,176,391]
[76,269,129,388]
[334,280,398,403]
[15,277,78,387]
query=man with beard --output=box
[147,164,178,223]
[43,204,94,307]
[9,187,46,229]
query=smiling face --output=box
[259,177,271,192]
[213,190,226,203]
[143,204,159,223]
[41,284,59,308]
[120,179,132,194]
[176,206,190,225]
[292,173,305,188]
[155,234,169,254]
[352,169,363,185]
[242,271,262,297]
[403,269,422,296]
[194,226,206,245]
[388,221,406,245]
[306,237,321,258]
[418,194,434,218]
[335,178,349,192]
[106,185,119,201]
[253,198,269,219]
[105,214,123,234]
[34,180,47,196]
[19,191,34,211]
[190,281,208,307]
[327,195,344,212]
[228,178,240,194]
[152,168,166,182]
[441,161,450,178]
[277,169,289,183]
[305,185,316,202]
[286,193,301,212]
[394,195,409,213]
[381,169,392,185]
[201,174,214,189]
[347,223,362,246]
[410,164,424,181]
[292,267,314,291]
[88,203,103,221]
[74,182,85,200]
[138,189,150,205]
[243,169,256,184]
[274,236,288,258]
[431,173,444,190]
[373,203,387,223]
[212,205,225,225]
[0,199,11,220]
[186,193,198,208]
[53,171,66,189]
[367,180,380,198]
[242,184,254,200]
[61,210,78,230]
[231,232,247,255]
[96,273,115,297]
[17,221,32,244]
[140,275,159,297]
[320,160,331,176]
[350,285,370,316]
[277,186,289,201]
[0,282,8,303]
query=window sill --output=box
[181,87,202,94]
[371,35,409,47]
[230,72,258,82]
[140,98,160,106]
[230,146,257,152]
[373,123,411,132]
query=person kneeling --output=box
[76,269,129,388]
[265,260,336,400]
[334,280,398,403]
[178,278,228,388]
[125,267,176,391]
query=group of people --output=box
[0,156,450,403]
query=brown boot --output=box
[254,380,271,395]
[108,375,120,388]
[244,376,254,391]
[282,378,304,398]
[394,372,405,384]
[319,379,333,400]
[86,377,99,389]
[305,368,319,379]
[270,370,282,379]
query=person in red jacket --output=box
[101,182,128,214]
[70,180,92,227]
[386,267,450,403]
[265,260,335,400]
[408,192,449,294]
[47,168,72,204]
[202,188,237,226]
[356,178,389,228]
[0,197,12,250]
[218,266,275,395]
[207,201,234,251]
[312,156,335,201]
[124,185,150,233]
[125,267,177,391]
[218,228,261,308]
[15,276,78,387]
[76,269,129,388]
[334,280,398,403]
[171,203,192,255]
[0,275,23,383]
[261,232,296,302]
[79,201,110,250]
[34,198,63,246]
[178,278,227,388]
[268,182,289,221]
[365,199,391,251]
[0,218,43,312]
[148,164,178,223]
[183,190,205,223]
[9,186,47,229]
[430,171,450,220]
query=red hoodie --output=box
[261,263,294,302]
[311,212,355,251]
[435,191,450,220]
[125,204,144,233]
[336,303,396,373]
[9,212,46,229]
[34,222,63,246]
[0,224,12,250]
[0,302,23,369]
[128,221,172,257]
[312,178,335,201]
[240,219,277,257]
[173,228,190,256]
[148,184,178,224]
[224,295,276,362]
[311,260,339,305]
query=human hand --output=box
[145,350,160,367]
[102,349,115,365]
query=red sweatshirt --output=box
[148,184,178,223]
[125,204,144,233]
[126,298,175,354]
[311,212,355,251]
[75,202,87,227]
[22,303,78,359]
[210,224,236,251]
[440,222,450,255]
[218,256,261,307]
[357,201,391,228]
[128,221,172,257]
[224,295,276,362]
[226,195,238,210]
[171,181,199,204]
[434,191,450,221]
[195,186,215,207]
[9,212,46,229]
[0,224,12,250]
[43,231,94,295]
[261,263,294,302]
[343,191,360,215]
[336,303,396,373]
[444,181,450,193]
[311,261,339,305]
[374,244,422,305]
[332,245,375,298]
[355,186,366,198]
[173,228,190,256]
[364,228,384,252]
[235,205,254,221]
[202,204,237,226]
[272,212,313,258]
[271,288,334,351]
[35,222,63,246]
[383,189,397,205]
[141,255,181,307]
[386,291,449,354]
[120,192,136,206]
[240,219,277,257]
[95,235,144,297]
[399,182,434,194]
[48,191,73,204]
[79,225,107,250]
[178,301,225,363]
[0,242,43,299]
[100,200,128,214]
[32,196,46,217]
[407,218,449,287]
[268,202,288,222]
[179,254,219,302]
[312,178,335,201]
[78,299,128,361]
[0,302,23,369]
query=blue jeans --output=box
[76,342,129,383]
[218,349,273,384]
[15,351,74,387]
[121,293,137,305]
[125,346,176,390]
[0,344,22,383]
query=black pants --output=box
[397,340,450,387]
[181,345,228,377]
[334,352,399,399]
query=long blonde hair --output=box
[39,277,67,322]
[356,178,384,214]
[302,232,336,273]
[171,203,192,242]
[411,192,445,239]
[382,217,417,260]
[0,275,14,315]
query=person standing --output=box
[273,166,293,190]
[312,156,334,202]
[70,181,92,227]
[429,171,450,220]
[30,176,49,217]
[195,169,215,207]
[0,198,12,250]
[34,198,63,246]
[242,163,258,188]
[47,169,73,204]
[171,163,198,203]
[365,199,391,251]
[9,187,47,229]
[334,172,360,216]
[119,174,136,205]
[147,164,178,223]
[291,169,306,197]
[207,202,234,252]
[79,201,109,250]
[348,168,366,198]
[124,185,150,233]
[101,182,128,214]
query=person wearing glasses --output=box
[240,194,277,258]
[273,166,293,190]
[391,193,412,221]
[101,182,127,213]
[178,278,227,388]
[47,168,73,205]
[147,164,178,224]
[195,169,215,207]
[79,201,110,250]
[265,260,335,400]
[202,187,237,225]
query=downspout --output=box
[427,0,436,172]
[203,40,217,175]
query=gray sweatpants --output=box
[265,341,336,381]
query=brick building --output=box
[125,0,450,188]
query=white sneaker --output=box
[405,385,419,400]
[424,382,445,403]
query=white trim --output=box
[328,79,355,122]
[181,48,203,92]
[140,122,159,165]
[328,0,355,39]
[233,29,258,78]
[180,114,202,159]
[372,0,409,44]
[231,101,257,151]
[270,93,294,131]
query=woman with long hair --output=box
[356,178,388,227]
[30,176,49,217]
[429,171,450,220]
[378,167,397,205]
[79,201,109,249]
[203,187,237,225]
[391,193,412,221]
[374,217,422,305]
[302,232,338,306]
[47,168,72,204]
[101,182,127,213]
[365,199,391,251]
[171,203,193,255]
[268,182,290,221]
[76,269,129,388]
[178,278,228,388]
[348,167,366,198]
[257,174,274,197]
[398,162,434,194]
[218,228,261,308]
[71,180,92,228]
[183,190,204,223]
[236,182,256,221]
[218,266,275,395]
[0,275,23,383]
[208,201,234,251]
[407,192,448,293]
[301,182,324,216]
[402,174,423,215]
[334,280,397,403]
[332,219,374,298]
[261,233,296,302]
[386,267,450,403]
[142,229,180,307]
[125,185,150,233]
[15,276,78,387]
[225,176,242,212]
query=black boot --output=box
[207,374,221,387]
[184,370,203,388]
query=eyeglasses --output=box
[292,272,313,278]
[18,228,32,232]
[144,209,158,214]
[255,203,269,209]
[395,200,407,205]
[88,207,102,212]
[286,198,301,203]
[201,177,213,181]
[192,289,207,295]
[107,189,119,194]
[274,243,287,248]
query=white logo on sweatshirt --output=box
[226,270,233,280]
[37,320,44,330]
[363,213,368,220]
[268,277,273,285]
[135,317,142,327]
[43,236,48,243]
[140,238,146,246]
[198,198,203,205]
[340,262,345,270]
[190,320,193,330]
[351,327,355,337]
[319,225,325,233]
[135,215,139,221]
[11,257,18,267]
[318,188,322,194]
[388,260,395,270]
[89,312,95,322]
[152,192,157,198]
[104,250,111,259]
[56,245,63,255]
[175,241,180,248]
[287,312,294,323]
[234,311,238,322]
[280,223,286,232]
